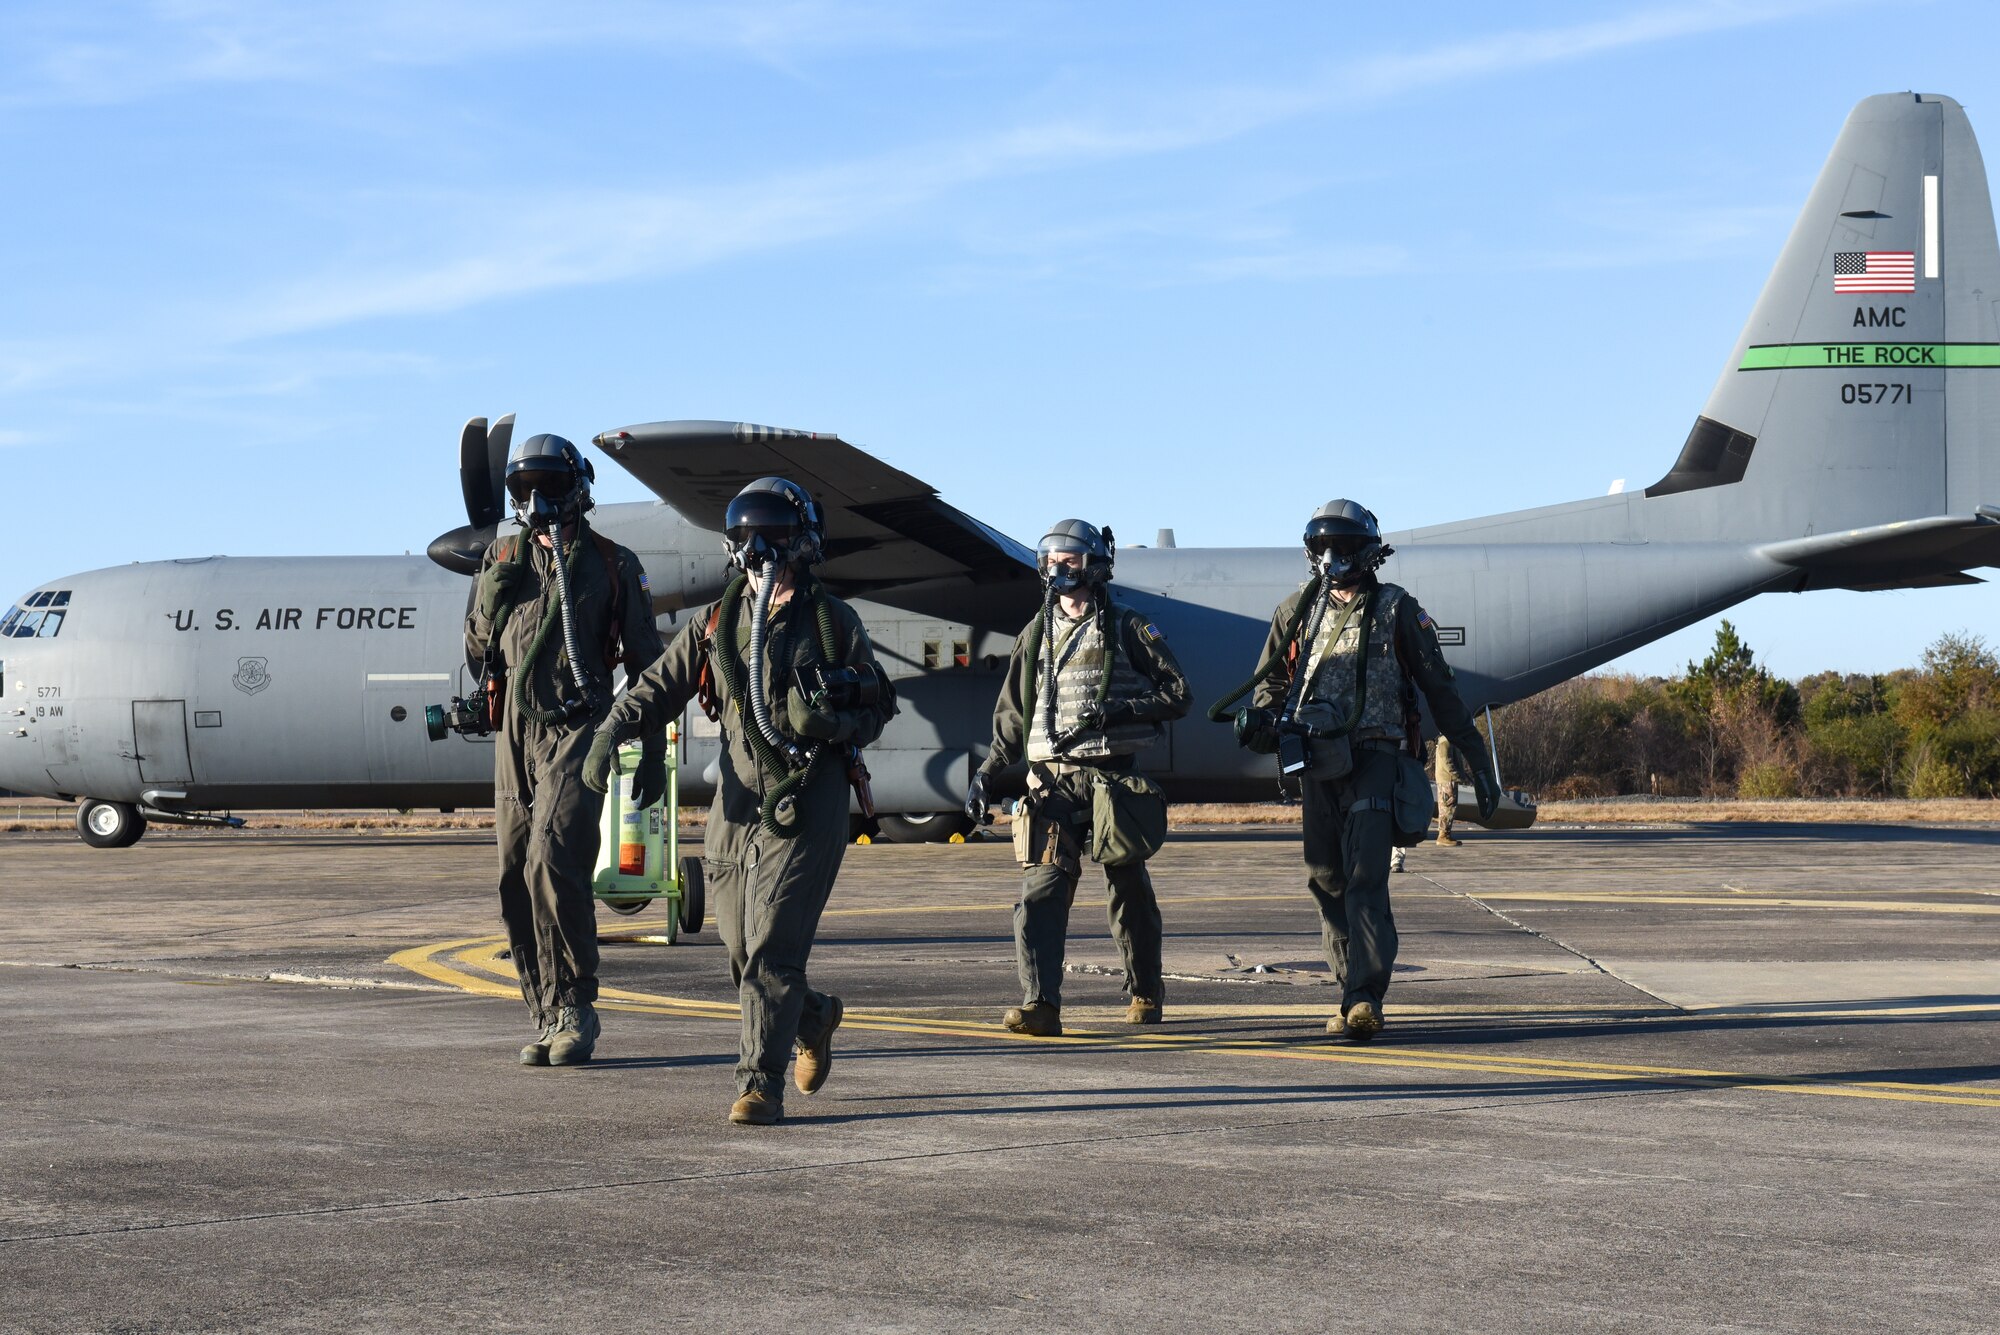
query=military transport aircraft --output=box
[6,92,2000,847]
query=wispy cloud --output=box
[0,430,32,448]
[228,2,1840,334]
[5,0,992,106]
[4,1,1847,394]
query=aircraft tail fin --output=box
[1645,93,2000,548]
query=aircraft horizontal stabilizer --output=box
[594,421,1041,625]
[1757,508,2000,590]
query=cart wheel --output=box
[678,856,705,935]
[603,896,653,916]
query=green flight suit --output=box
[606,575,896,1101]
[1253,578,1485,1012]
[979,598,1190,1009]
[465,523,664,1028]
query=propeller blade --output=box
[427,523,498,576]
[458,416,498,530]
[486,413,515,527]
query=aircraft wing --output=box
[1756,508,2000,590]
[593,420,1042,625]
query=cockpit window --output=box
[2,592,69,637]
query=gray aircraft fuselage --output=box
[7,91,2000,837]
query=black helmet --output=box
[1303,499,1390,587]
[724,476,824,572]
[1036,519,1114,594]
[505,433,595,528]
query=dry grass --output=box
[1535,798,2000,824]
[1174,797,2000,826]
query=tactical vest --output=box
[1026,606,1159,763]
[492,528,635,677]
[1297,584,1409,742]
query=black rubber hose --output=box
[546,528,593,708]
[746,564,793,762]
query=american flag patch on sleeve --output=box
[1416,610,1435,630]
[638,571,650,591]
[1143,622,1164,641]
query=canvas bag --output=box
[1088,769,1169,867]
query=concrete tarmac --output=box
[1,821,1997,1333]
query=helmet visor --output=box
[1037,534,1091,558]
[724,490,806,531]
[1305,532,1375,560]
[727,523,799,552]
[507,469,572,503]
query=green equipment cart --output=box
[592,724,705,940]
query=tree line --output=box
[1484,623,2000,800]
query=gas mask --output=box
[507,468,584,530]
[1303,501,1389,588]
[1036,519,1113,595]
[502,434,595,532]
[724,478,824,575]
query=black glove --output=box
[582,728,618,795]
[1074,700,1133,733]
[787,687,854,743]
[476,559,523,620]
[1233,706,1279,755]
[964,772,991,824]
[1472,766,1502,822]
[632,733,668,810]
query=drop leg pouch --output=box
[1089,770,1168,868]
[1391,753,1433,847]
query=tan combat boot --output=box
[1324,1012,1347,1038]
[729,1089,783,1126]
[1343,999,1384,1043]
[1125,996,1162,1025]
[1002,1002,1062,1036]
[1436,833,1462,847]
[794,995,845,1095]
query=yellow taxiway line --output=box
[388,932,2000,1111]
[609,885,2000,928]
[1474,891,2000,915]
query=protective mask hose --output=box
[1037,582,1060,749]
[746,565,793,761]
[547,529,594,709]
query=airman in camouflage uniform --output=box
[1234,500,1498,1043]
[966,520,1190,1036]
[1434,735,1462,847]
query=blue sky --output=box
[3,0,1997,677]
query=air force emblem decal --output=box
[232,657,271,695]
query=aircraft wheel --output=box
[77,800,147,849]
[876,811,975,844]
[678,856,705,935]
[602,896,652,917]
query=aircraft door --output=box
[132,700,193,786]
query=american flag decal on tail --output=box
[1833,251,1915,293]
